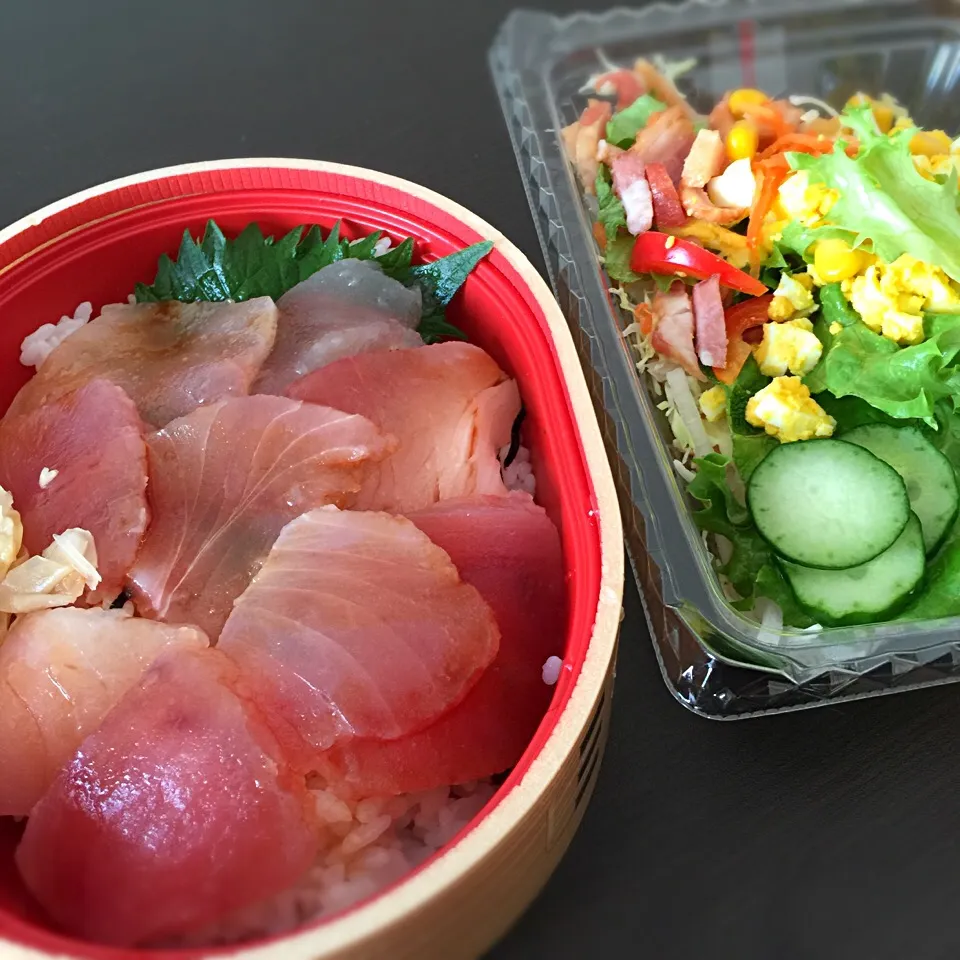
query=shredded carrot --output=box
[757,133,834,160]
[740,101,791,141]
[592,221,607,251]
[634,303,654,335]
[746,157,790,265]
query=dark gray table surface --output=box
[3,2,960,958]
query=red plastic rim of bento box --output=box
[0,159,624,959]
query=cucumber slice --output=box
[843,423,959,554]
[780,513,925,625]
[747,438,909,569]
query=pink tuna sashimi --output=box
[0,379,148,603]
[287,342,520,513]
[317,494,565,796]
[7,298,278,426]
[254,259,423,396]
[219,507,500,756]
[16,647,318,947]
[0,606,208,817]
[127,395,392,640]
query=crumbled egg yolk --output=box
[698,385,727,422]
[745,377,836,443]
[768,272,815,321]
[841,254,960,346]
[754,318,823,378]
[777,171,839,227]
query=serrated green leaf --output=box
[133,219,486,346]
[411,241,494,308]
[346,231,383,260]
[377,237,415,280]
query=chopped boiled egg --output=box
[842,254,960,346]
[777,171,838,227]
[745,377,836,443]
[754,318,823,377]
[706,157,757,209]
[768,273,815,320]
[698,385,727,422]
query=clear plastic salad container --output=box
[490,0,960,717]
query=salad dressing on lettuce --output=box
[564,64,960,628]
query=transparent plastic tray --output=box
[490,0,960,717]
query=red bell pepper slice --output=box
[630,233,768,296]
[712,293,776,384]
[724,293,775,339]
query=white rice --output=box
[161,779,497,947]
[501,444,536,496]
[19,301,92,369]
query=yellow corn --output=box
[813,238,865,283]
[910,129,953,157]
[728,88,769,117]
[845,93,894,134]
[725,120,759,162]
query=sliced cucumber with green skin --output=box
[842,423,959,555]
[747,438,909,569]
[780,513,925,626]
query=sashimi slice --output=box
[0,379,148,603]
[218,507,500,755]
[7,298,278,426]
[287,342,519,512]
[127,395,393,640]
[16,647,318,946]
[318,494,565,796]
[0,606,207,816]
[254,259,423,396]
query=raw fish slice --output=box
[287,342,519,512]
[16,647,318,946]
[0,606,207,816]
[318,494,565,795]
[7,298,278,426]
[254,259,423,396]
[219,506,500,755]
[0,379,148,603]
[127,395,392,640]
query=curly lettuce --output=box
[787,105,960,280]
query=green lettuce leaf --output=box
[601,233,642,283]
[725,354,770,435]
[606,94,666,148]
[812,311,960,425]
[755,564,816,628]
[595,167,627,244]
[898,517,960,621]
[788,105,960,280]
[687,453,812,625]
[732,433,778,482]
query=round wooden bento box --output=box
[0,160,624,960]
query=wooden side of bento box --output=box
[0,159,624,960]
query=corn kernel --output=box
[728,88,769,116]
[845,93,894,134]
[725,121,759,162]
[793,273,814,291]
[910,130,953,157]
[813,238,865,283]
